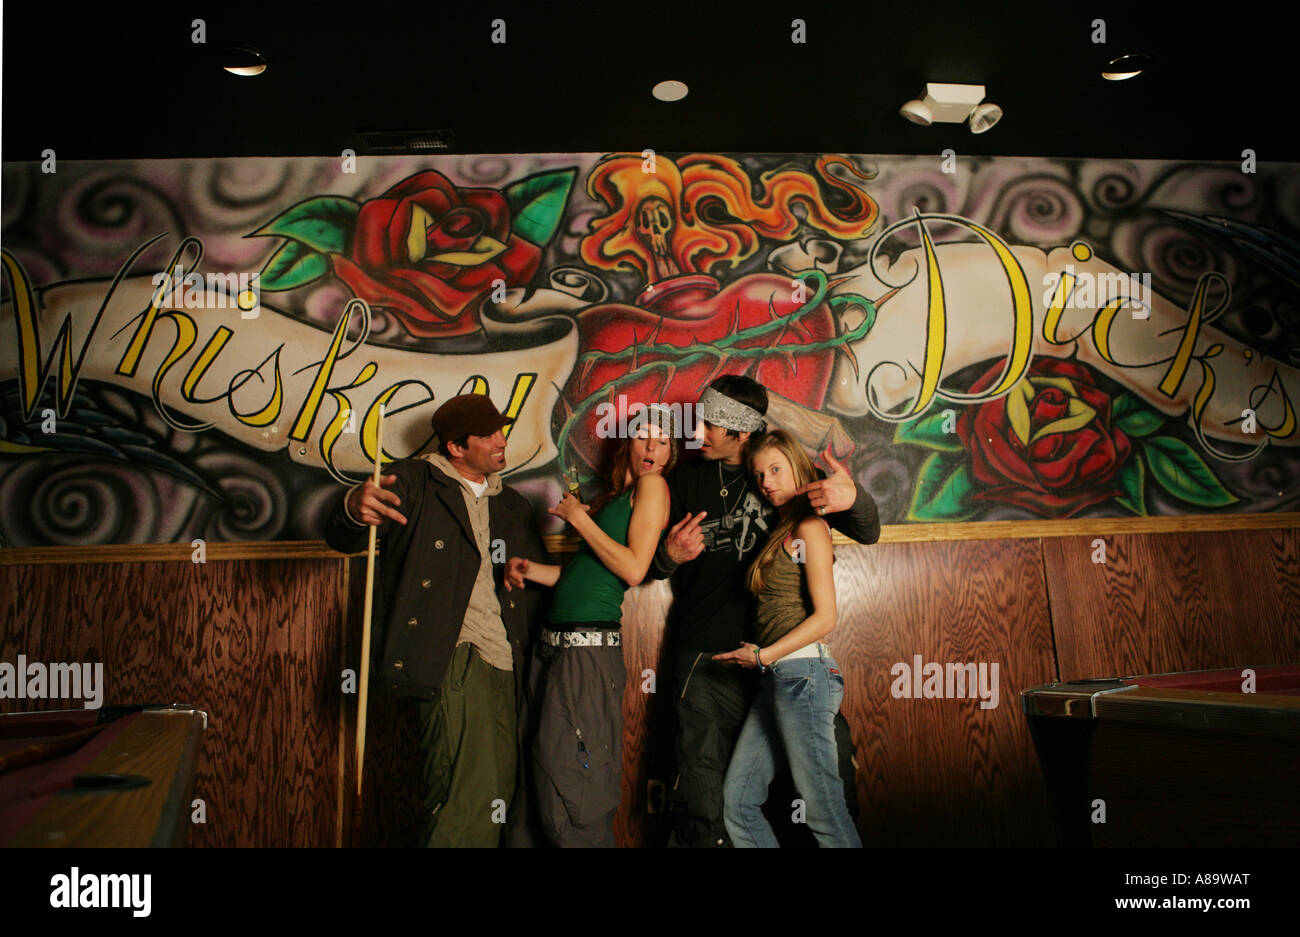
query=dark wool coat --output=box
[325,457,550,700]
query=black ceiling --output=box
[4,0,1298,164]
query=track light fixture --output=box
[899,83,1002,134]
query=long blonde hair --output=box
[745,429,819,594]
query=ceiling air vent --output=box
[357,130,454,154]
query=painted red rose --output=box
[565,272,839,471]
[956,357,1133,517]
[330,171,542,337]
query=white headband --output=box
[697,387,765,433]
[628,403,680,438]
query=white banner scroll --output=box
[1,261,579,482]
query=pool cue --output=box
[352,404,385,844]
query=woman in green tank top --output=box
[504,406,676,846]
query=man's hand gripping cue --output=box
[347,474,408,527]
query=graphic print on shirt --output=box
[701,490,770,559]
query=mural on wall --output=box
[1,152,1298,546]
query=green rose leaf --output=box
[1143,436,1239,507]
[504,168,576,247]
[1111,394,1139,418]
[909,453,975,521]
[893,409,963,451]
[248,196,360,254]
[1114,453,1147,515]
[259,240,330,291]
[1112,395,1165,437]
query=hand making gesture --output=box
[794,447,856,517]
[549,492,591,523]
[664,510,708,564]
[713,641,763,669]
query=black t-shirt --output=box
[652,455,881,652]
[660,458,771,651]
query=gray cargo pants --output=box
[531,626,626,848]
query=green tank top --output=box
[548,489,635,625]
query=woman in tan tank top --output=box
[711,429,862,847]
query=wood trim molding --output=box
[0,541,345,566]
[862,511,1300,544]
[3,512,1297,565]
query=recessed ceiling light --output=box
[1103,53,1150,80]
[652,80,688,102]
[222,47,267,77]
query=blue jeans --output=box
[723,652,862,848]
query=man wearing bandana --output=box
[650,375,880,847]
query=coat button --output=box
[393,659,404,671]
[508,599,516,609]
[407,617,418,627]
[434,540,444,550]
[421,578,431,588]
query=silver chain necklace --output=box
[718,461,747,514]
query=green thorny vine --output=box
[554,268,878,484]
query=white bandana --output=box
[697,387,765,432]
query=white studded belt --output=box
[540,629,622,647]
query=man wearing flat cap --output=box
[325,393,549,847]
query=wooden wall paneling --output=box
[9,521,1290,849]
[169,557,338,847]
[0,558,345,847]
[831,539,1058,847]
[1248,528,1300,661]
[615,579,673,848]
[336,555,356,848]
[187,559,291,847]
[1044,534,1187,682]
[356,680,426,847]
[1044,529,1300,681]
[284,559,348,847]
[348,550,426,848]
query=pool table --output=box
[1022,664,1300,847]
[0,703,207,848]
